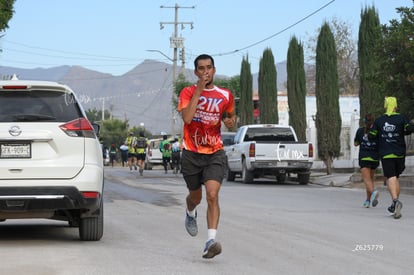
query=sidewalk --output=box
[310,172,353,187]
[310,171,414,195]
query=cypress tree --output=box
[258,48,278,124]
[287,36,307,141]
[315,22,341,175]
[358,5,383,121]
[239,55,253,126]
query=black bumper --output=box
[0,186,101,212]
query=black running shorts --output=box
[181,149,226,191]
[359,160,379,170]
[381,157,405,179]
[136,153,146,161]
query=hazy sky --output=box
[0,0,412,77]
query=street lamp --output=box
[146,49,174,62]
[146,49,177,82]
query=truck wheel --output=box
[298,173,310,185]
[145,162,152,170]
[277,174,286,183]
[79,200,104,241]
[226,167,236,181]
[241,160,254,184]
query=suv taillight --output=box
[60,118,96,138]
[82,191,101,199]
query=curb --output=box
[311,172,414,195]
[310,173,353,187]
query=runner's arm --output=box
[181,78,206,124]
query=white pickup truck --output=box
[226,124,313,184]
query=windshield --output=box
[0,90,82,122]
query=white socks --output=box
[208,229,217,241]
[187,208,196,218]
[187,208,217,241]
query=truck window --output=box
[244,128,295,142]
[222,132,236,146]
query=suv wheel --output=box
[79,201,104,241]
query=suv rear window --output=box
[0,90,82,122]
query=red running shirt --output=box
[178,85,235,154]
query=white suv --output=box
[0,79,104,241]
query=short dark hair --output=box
[139,131,145,137]
[194,54,215,69]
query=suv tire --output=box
[79,201,104,241]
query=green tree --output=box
[287,36,307,141]
[0,0,15,33]
[258,48,278,124]
[86,108,111,123]
[215,76,240,98]
[238,55,253,126]
[380,3,414,119]
[100,119,129,148]
[358,5,384,121]
[315,22,342,175]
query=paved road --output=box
[0,167,413,275]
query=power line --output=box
[211,0,336,57]
[3,40,132,60]
[2,47,135,62]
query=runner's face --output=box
[195,59,215,86]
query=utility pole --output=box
[179,47,186,75]
[101,98,105,121]
[160,3,194,136]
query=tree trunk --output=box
[324,155,333,175]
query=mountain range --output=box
[0,60,288,134]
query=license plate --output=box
[0,143,31,158]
